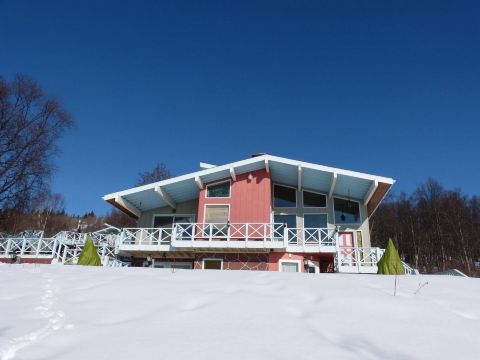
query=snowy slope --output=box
[0,265,479,360]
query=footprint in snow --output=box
[0,273,67,360]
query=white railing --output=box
[0,226,121,267]
[121,228,173,246]
[175,223,284,242]
[336,247,418,274]
[116,223,337,250]
[287,227,336,247]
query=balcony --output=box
[116,223,338,252]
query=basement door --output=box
[338,232,355,266]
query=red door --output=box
[338,232,355,266]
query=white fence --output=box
[0,227,121,267]
[117,224,337,250]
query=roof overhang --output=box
[102,155,395,219]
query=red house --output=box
[103,154,395,273]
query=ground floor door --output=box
[338,232,355,266]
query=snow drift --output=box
[0,265,479,360]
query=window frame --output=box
[205,179,231,199]
[202,258,223,270]
[302,189,327,208]
[278,259,302,273]
[203,204,230,224]
[273,183,297,208]
[333,196,362,225]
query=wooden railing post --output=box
[20,236,27,256]
[5,239,11,256]
[36,236,43,256]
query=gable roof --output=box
[103,154,395,219]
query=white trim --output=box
[333,197,362,225]
[202,258,223,270]
[328,172,337,198]
[205,179,231,199]
[229,167,236,181]
[203,204,230,224]
[297,165,302,192]
[154,186,176,209]
[151,214,196,228]
[103,154,395,200]
[364,180,378,205]
[115,196,141,218]
[278,259,302,273]
[195,176,204,190]
[265,158,270,173]
[200,162,216,169]
[272,183,297,209]
[302,189,327,209]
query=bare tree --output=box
[0,75,73,210]
[136,163,171,186]
[371,178,480,276]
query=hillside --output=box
[1,265,479,360]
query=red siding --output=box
[197,169,272,223]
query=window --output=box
[303,191,326,208]
[206,181,230,198]
[273,184,296,208]
[274,214,297,228]
[279,260,300,272]
[274,214,297,243]
[304,214,328,228]
[304,214,329,244]
[153,216,174,228]
[204,205,229,236]
[202,259,223,270]
[334,197,361,224]
[153,215,194,228]
[204,205,229,224]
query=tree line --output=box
[370,178,480,276]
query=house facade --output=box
[103,154,395,273]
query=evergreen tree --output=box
[77,236,102,266]
[377,239,405,275]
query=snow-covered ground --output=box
[0,265,479,360]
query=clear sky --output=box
[1,0,479,215]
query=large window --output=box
[273,184,296,208]
[153,215,194,227]
[204,205,229,237]
[206,180,230,198]
[204,205,229,224]
[304,214,328,229]
[303,190,327,208]
[334,197,361,224]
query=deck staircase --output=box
[0,226,128,267]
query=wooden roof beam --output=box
[154,186,176,209]
[115,196,141,218]
[328,172,337,198]
[364,179,379,205]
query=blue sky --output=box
[1,0,479,215]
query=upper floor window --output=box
[303,190,327,208]
[206,180,231,198]
[334,197,360,224]
[273,184,296,208]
